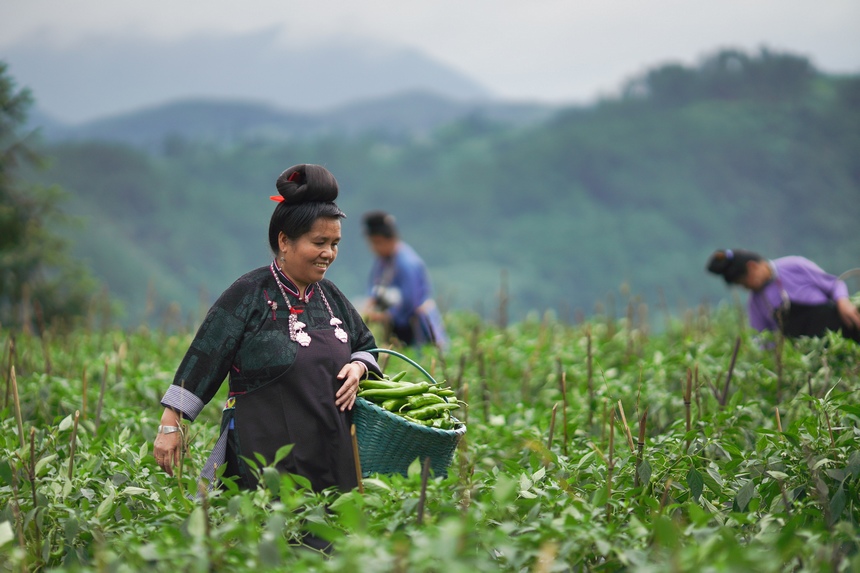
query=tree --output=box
[0,62,99,332]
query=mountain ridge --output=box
[29,90,561,149]
[3,27,493,124]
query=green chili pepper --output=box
[357,382,431,400]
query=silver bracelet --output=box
[157,425,182,434]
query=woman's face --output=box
[278,217,341,292]
[737,260,771,292]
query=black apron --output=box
[227,328,357,492]
[776,301,860,343]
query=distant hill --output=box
[3,27,492,124]
[25,48,860,328]
[30,91,559,149]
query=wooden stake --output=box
[586,326,594,427]
[606,408,615,520]
[350,424,364,494]
[617,400,635,454]
[68,410,80,479]
[417,457,431,525]
[824,409,836,447]
[634,408,648,488]
[81,365,88,420]
[775,407,783,434]
[5,335,16,409]
[659,479,673,514]
[560,371,569,456]
[720,337,741,407]
[96,358,108,428]
[547,403,558,450]
[684,368,692,451]
[10,366,24,449]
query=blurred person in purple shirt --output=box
[361,210,449,350]
[707,249,860,343]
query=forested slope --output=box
[30,49,860,327]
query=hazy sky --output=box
[2,0,859,106]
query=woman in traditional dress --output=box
[152,164,382,496]
[706,248,860,343]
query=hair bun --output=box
[275,164,339,204]
[706,250,731,275]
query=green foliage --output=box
[21,48,859,328]
[0,62,99,331]
[1,303,859,571]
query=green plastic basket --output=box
[353,348,466,478]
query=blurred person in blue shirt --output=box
[362,210,448,350]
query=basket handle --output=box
[370,348,438,385]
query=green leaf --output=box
[0,521,14,547]
[262,467,281,496]
[637,459,652,485]
[828,482,846,526]
[0,460,12,486]
[96,486,116,519]
[273,443,294,466]
[734,479,755,512]
[186,507,206,540]
[493,474,518,504]
[686,468,703,501]
[59,414,73,432]
[35,454,58,477]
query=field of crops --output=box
[1,303,859,572]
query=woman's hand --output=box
[153,408,183,476]
[336,361,367,412]
[836,298,860,330]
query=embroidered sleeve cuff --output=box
[351,350,380,375]
[161,385,205,421]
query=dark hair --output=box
[362,210,398,238]
[706,249,763,284]
[268,164,345,252]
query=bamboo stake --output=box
[350,424,364,494]
[96,358,108,428]
[601,398,607,442]
[824,409,836,448]
[10,366,24,449]
[81,365,88,420]
[587,326,594,427]
[417,457,431,525]
[634,408,648,488]
[659,479,673,514]
[560,371,569,456]
[28,427,43,555]
[4,335,16,408]
[606,407,615,520]
[775,332,784,403]
[684,368,692,451]
[720,336,741,407]
[775,407,783,434]
[10,473,26,557]
[68,411,81,479]
[461,383,469,426]
[479,352,490,422]
[694,365,701,416]
[547,403,558,450]
[617,400,635,454]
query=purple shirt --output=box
[748,256,849,332]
